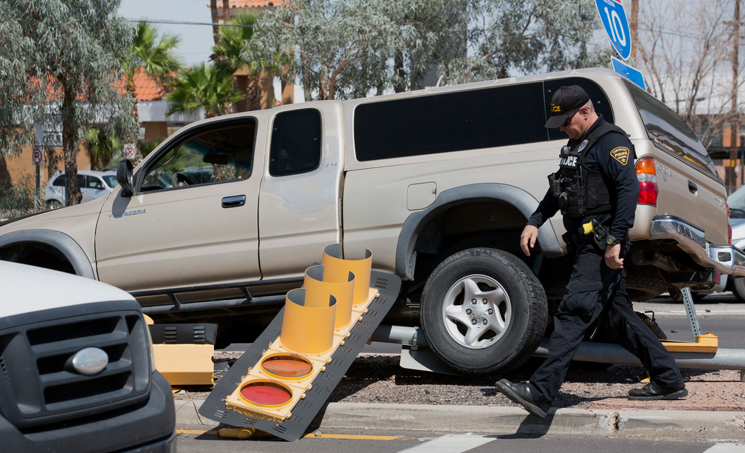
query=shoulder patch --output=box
[610,146,630,165]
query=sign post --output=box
[32,148,42,212]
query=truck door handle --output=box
[222,195,246,208]
[688,181,698,194]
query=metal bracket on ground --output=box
[679,287,701,340]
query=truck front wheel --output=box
[420,247,547,375]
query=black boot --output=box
[494,379,548,418]
[628,382,688,400]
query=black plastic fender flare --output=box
[395,183,563,280]
[0,229,95,279]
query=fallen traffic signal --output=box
[201,244,401,441]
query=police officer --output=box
[494,85,687,419]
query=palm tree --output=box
[123,22,182,141]
[164,62,244,118]
[165,63,244,182]
[84,128,123,171]
[211,13,261,111]
[212,13,290,111]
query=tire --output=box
[733,277,745,303]
[46,199,63,210]
[626,266,667,301]
[420,247,548,375]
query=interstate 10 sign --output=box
[595,0,632,60]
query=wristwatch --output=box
[606,235,620,246]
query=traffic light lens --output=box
[239,382,293,406]
[261,356,313,378]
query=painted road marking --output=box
[397,434,497,452]
[703,444,745,452]
[176,428,407,441]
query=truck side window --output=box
[354,82,547,161]
[139,118,256,192]
[269,109,322,176]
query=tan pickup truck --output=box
[2,68,743,374]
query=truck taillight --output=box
[636,157,658,206]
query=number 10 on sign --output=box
[595,0,631,60]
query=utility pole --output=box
[731,0,740,195]
[630,0,638,61]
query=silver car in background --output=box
[45,170,119,209]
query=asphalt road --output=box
[175,428,745,453]
[634,293,745,348]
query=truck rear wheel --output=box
[420,247,547,375]
[733,277,745,303]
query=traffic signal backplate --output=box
[198,270,401,441]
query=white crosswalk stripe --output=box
[397,434,497,453]
[703,444,745,452]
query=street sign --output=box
[32,148,42,166]
[123,143,136,159]
[611,57,646,90]
[595,0,632,60]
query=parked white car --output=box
[45,170,118,209]
[0,261,176,452]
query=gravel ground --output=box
[176,352,745,412]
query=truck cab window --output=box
[269,109,322,176]
[139,118,256,192]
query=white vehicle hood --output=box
[1,261,135,317]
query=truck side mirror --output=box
[117,160,134,197]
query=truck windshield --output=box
[623,79,719,179]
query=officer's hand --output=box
[520,225,539,257]
[605,243,623,269]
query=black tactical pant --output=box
[527,238,685,411]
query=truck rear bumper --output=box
[650,216,745,278]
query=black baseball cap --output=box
[545,85,590,129]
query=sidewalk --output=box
[175,399,745,441]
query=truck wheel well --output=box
[410,200,527,282]
[0,242,76,275]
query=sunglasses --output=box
[561,109,580,127]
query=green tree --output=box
[123,21,182,141]
[440,0,609,84]
[251,0,608,99]
[252,0,446,101]
[0,0,137,206]
[164,62,244,118]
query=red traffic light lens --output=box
[240,382,293,406]
[261,355,313,378]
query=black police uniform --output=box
[524,115,685,412]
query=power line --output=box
[125,18,253,28]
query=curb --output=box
[174,400,745,441]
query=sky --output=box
[117,0,215,66]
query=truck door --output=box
[258,103,345,278]
[95,115,265,293]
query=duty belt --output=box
[562,219,610,251]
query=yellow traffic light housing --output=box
[202,244,401,440]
